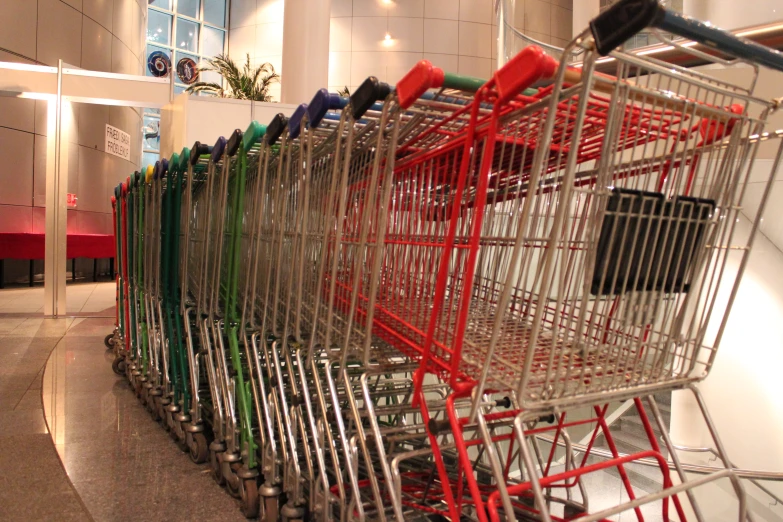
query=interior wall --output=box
[0,0,146,284]
[228,0,572,101]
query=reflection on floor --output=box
[0,281,116,316]
[42,316,247,521]
[0,315,92,520]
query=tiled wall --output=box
[0,0,146,281]
[228,0,572,99]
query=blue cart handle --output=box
[591,0,783,72]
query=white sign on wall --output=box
[105,124,131,161]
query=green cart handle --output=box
[169,153,180,174]
[243,121,267,153]
[178,148,190,172]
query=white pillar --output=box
[280,0,331,104]
[44,61,71,317]
[573,0,600,37]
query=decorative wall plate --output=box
[147,51,171,77]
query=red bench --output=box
[0,233,115,288]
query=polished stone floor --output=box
[42,316,247,521]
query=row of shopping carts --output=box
[106,1,783,520]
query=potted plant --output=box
[185,53,280,101]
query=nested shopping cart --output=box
[371,0,783,521]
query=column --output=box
[280,0,332,105]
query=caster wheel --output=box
[240,478,260,519]
[189,432,209,464]
[225,462,242,498]
[149,398,162,422]
[104,333,115,349]
[176,432,189,453]
[111,357,126,376]
[263,496,279,522]
[210,450,225,486]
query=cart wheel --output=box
[210,450,225,486]
[149,397,162,422]
[176,430,189,453]
[225,464,241,498]
[240,478,260,519]
[263,496,278,522]
[111,357,125,376]
[189,432,209,464]
[104,334,115,349]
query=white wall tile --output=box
[390,0,424,17]
[552,0,572,8]
[33,135,46,208]
[256,21,284,56]
[230,0,257,28]
[458,55,491,78]
[0,98,35,135]
[78,146,109,213]
[67,141,80,196]
[525,0,550,35]
[423,52,458,72]
[113,0,133,46]
[82,15,113,72]
[78,104,110,151]
[329,51,352,88]
[351,17,388,52]
[62,0,83,10]
[84,0,113,31]
[0,205,33,233]
[229,24,257,62]
[551,4,572,41]
[332,0,353,17]
[459,0,492,24]
[0,128,34,207]
[458,21,491,58]
[0,0,37,59]
[330,17,353,53]
[387,51,423,84]
[424,0,458,19]
[350,51,388,85]
[491,22,497,60]
[388,17,423,52]
[257,0,284,24]
[423,19,458,55]
[37,0,82,67]
[130,1,141,58]
[353,0,388,17]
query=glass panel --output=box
[149,0,172,10]
[174,84,187,95]
[142,116,161,152]
[202,26,225,58]
[142,152,160,168]
[177,0,200,18]
[175,18,199,52]
[203,0,226,27]
[199,69,222,95]
[147,10,172,46]
[145,45,172,78]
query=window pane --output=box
[177,0,200,18]
[175,18,199,52]
[174,84,187,95]
[142,152,160,169]
[147,10,172,46]
[202,26,225,58]
[145,45,171,77]
[149,0,172,10]
[203,0,226,27]
[142,116,161,152]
